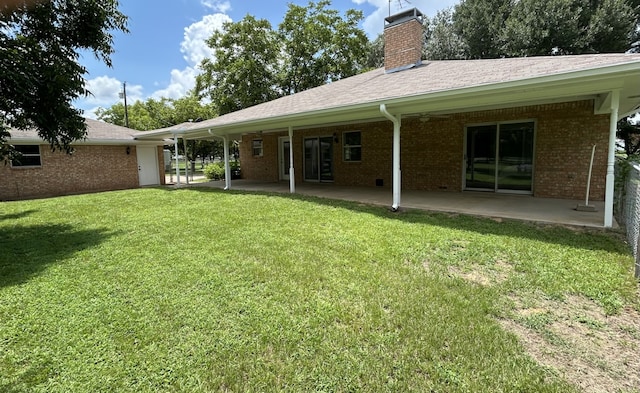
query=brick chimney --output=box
[384,8,424,73]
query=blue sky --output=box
[77,0,460,118]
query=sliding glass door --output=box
[304,136,333,182]
[465,122,534,193]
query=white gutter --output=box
[380,104,401,211]
[604,90,620,227]
[208,129,231,190]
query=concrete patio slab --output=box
[182,179,611,228]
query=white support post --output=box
[289,126,295,193]
[183,138,190,185]
[223,136,231,190]
[604,90,620,228]
[380,104,401,211]
[174,134,180,186]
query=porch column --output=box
[223,136,231,190]
[380,104,401,211]
[173,134,180,186]
[289,126,295,193]
[183,138,190,185]
[604,90,620,228]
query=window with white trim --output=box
[343,131,361,162]
[11,145,42,167]
[252,139,263,157]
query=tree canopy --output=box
[451,0,639,58]
[0,0,127,161]
[196,1,369,112]
[96,95,216,131]
[196,15,280,115]
[96,95,221,162]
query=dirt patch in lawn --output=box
[447,259,513,287]
[499,294,640,393]
[446,261,639,392]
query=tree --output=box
[196,1,369,109]
[617,117,640,157]
[196,15,280,115]
[97,94,221,163]
[501,0,637,56]
[0,0,127,161]
[278,1,368,94]
[453,0,512,59]
[365,34,385,69]
[586,0,639,53]
[424,8,468,60]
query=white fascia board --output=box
[8,137,164,146]
[133,128,190,141]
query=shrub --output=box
[203,162,225,180]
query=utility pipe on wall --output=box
[604,90,620,228]
[380,104,401,211]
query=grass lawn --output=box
[1,188,638,392]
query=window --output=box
[11,145,42,167]
[252,139,263,157]
[343,131,361,162]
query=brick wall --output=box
[238,100,610,201]
[0,144,152,200]
[384,17,423,72]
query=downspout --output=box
[604,90,620,228]
[288,126,295,193]
[173,134,180,186]
[208,129,231,190]
[380,104,401,211]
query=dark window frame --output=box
[252,139,263,157]
[343,131,361,162]
[11,145,42,168]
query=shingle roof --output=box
[185,54,640,131]
[9,118,140,143]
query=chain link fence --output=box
[614,159,640,278]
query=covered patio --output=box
[186,180,610,228]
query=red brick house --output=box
[1,118,165,200]
[136,9,640,228]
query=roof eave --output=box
[158,60,640,139]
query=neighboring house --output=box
[136,8,640,228]
[1,118,165,200]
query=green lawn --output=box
[0,188,637,392]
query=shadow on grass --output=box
[170,187,630,255]
[0,224,114,288]
[0,210,38,221]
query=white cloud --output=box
[76,5,231,114]
[181,13,231,66]
[150,11,231,100]
[201,0,231,13]
[354,0,461,38]
[151,67,198,99]
[83,106,102,120]
[84,75,143,106]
